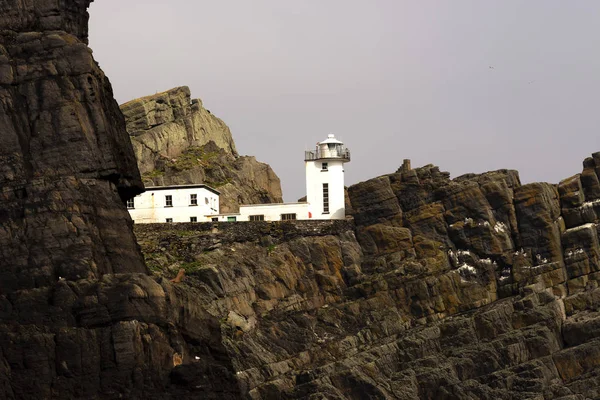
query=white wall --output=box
[208,203,310,222]
[209,214,240,222]
[128,186,219,223]
[240,203,309,221]
[305,159,346,220]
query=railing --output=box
[305,148,351,161]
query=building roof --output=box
[144,184,220,195]
[319,134,343,145]
[240,202,308,208]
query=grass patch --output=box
[204,178,233,188]
[180,260,203,274]
[142,169,165,180]
[170,147,218,171]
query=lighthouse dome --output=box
[319,134,343,145]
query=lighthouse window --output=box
[323,183,329,214]
[126,198,135,209]
[321,162,328,171]
[190,194,198,206]
[165,195,173,207]
[249,215,265,221]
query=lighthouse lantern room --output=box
[305,134,350,220]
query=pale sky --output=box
[89,1,600,201]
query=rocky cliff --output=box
[0,2,240,399]
[4,1,600,399]
[132,155,600,399]
[121,87,282,212]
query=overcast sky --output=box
[89,1,600,201]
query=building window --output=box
[211,217,219,222]
[126,198,135,209]
[322,162,328,171]
[227,216,237,222]
[190,194,197,206]
[166,218,173,223]
[323,183,329,214]
[190,216,197,222]
[281,213,297,221]
[165,195,173,207]
[205,197,209,205]
[249,215,265,221]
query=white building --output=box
[127,184,219,223]
[304,134,350,220]
[210,202,310,222]
[128,134,350,223]
[210,134,350,222]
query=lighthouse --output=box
[305,134,350,220]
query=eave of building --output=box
[143,184,220,196]
[304,157,350,162]
[239,202,308,208]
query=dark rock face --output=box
[0,0,146,289]
[0,0,93,44]
[0,2,240,399]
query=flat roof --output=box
[240,202,308,208]
[144,184,220,196]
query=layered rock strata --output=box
[121,87,282,212]
[4,1,600,398]
[0,2,239,398]
[135,154,600,399]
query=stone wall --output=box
[135,219,353,245]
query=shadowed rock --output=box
[0,2,241,398]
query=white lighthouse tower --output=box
[305,134,350,220]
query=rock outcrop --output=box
[135,155,600,399]
[121,87,282,212]
[0,2,240,399]
[0,0,146,288]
